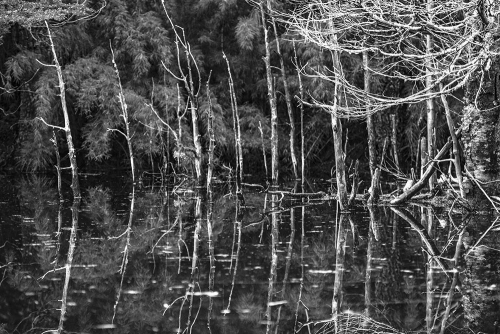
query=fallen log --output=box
[391,128,461,205]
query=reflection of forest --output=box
[0,176,498,333]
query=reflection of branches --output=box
[391,207,448,273]
[57,198,80,333]
[224,199,242,314]
[281,0,499,117]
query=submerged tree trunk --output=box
[462,61,500,204]
[260,1,279,184]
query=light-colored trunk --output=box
[110,45,135,183]
[46,22,80,198]
[426,0,436,191]
[206,77,215,193]
[439,86,464,198]
[260,1,279,184]
[271,8,297,179]
[331,43,348,209]
[293,40,306,188]
[390,114,400,174]
[224,54,243,188]
[363,51,377,178]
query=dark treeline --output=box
[1,0,499,208]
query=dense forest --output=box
[1,0,500,208]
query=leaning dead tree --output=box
[280,0,500,202]
[38,21,80,198]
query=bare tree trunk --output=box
[270,5,297,179]
[46,22,80,198]
[426,0,436,191]
[51,131,62,201]
[206,75,215,193]
[111,45,135,183]
[260,1,279,185]
[363,51,376,178]
[224,54,243,189]
[390,114,400,174]
[420,136,428,179]
[186,45,202,180]
[331,42,348,209]
[440,85,464,198]
[293,40,306,188]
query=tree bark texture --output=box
[271,9,297,180]
[462,63,500,203]
[260,2,279,184]
[364,51,377,178]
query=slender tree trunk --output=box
[270,7,297,179]
[185,44,202,180]
[440,85,464,197]
[363,51,376,178]
[224,54,243,189]
[260,1,279,184]
[293,40,306,188]
[46,22,80,198]
[420,136,428,179]
[390,114,400,174]
[426,0,436,191]
[331,42,348,209]
[51,131,62,201]
[111,45,135,183]
[206,76,215,193]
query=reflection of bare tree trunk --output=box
[225,198,242,313]
[191,194,202,275]
[266,194,279,334]
[275,207,296,332]
[425,208,434,333]
[57,198,80,333]
[365,207,377,319]
[112,186,135,323]
[206,190,215,331]
[332,215,347,314]
[463,214,500,333]
[295,203,309,333]
[439,231,463,334]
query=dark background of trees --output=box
[0,0,460,180]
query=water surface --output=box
[0,174,498,333]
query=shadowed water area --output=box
[0,175,499,334]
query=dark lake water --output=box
[0,174,499,334]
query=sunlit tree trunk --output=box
[260,1,279,184]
